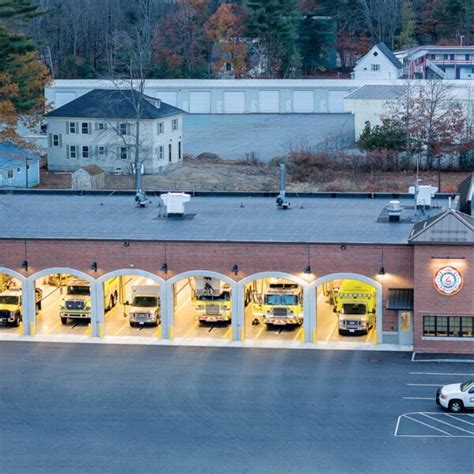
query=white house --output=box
[46,89,185,174]
[352,43,402,81]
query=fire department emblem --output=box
[433,266,463,296]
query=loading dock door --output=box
[293,91,314,113]
[189,91,211,113]
[224,91,246,113]
[258,90,280,113]
[156,91,178,107]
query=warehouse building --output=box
[0,184,472,354]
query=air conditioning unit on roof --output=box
[161,192,191,216]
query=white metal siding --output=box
[293,91,314,113]
[156,91,178,106]
[189,91,211,113]
[258,90,280,113]
[54,92,76,108]
[223,91,246,113]
[328,91,348,113]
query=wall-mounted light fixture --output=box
[21,260,28,272]
[161,263,168,274]
[90,262,98,272]
[232,264,239,275]
[340,244,347,250]
[124,241,130,247]
[304,265,312,274]
[378,266,385,276]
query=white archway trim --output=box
[97,269,165,286]
[238,272,307,288]
[310,272,383,345]
[29,267,96,284]
[0,267,26,285]
[167,270,236,286]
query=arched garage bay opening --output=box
[313,274,382,344]
[241,272,306,343]
[0,268,26,334]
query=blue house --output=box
[0,142,40,188]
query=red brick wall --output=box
[0,239,413,333]
[414,245,474,354]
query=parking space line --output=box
[183,321,199,339]
[402,415,451,436]
[254,325,266,340]
[115,320,129,337]
[420,413,474,435]
[293,326,303,341]
[406,383,441,387]
[403,397,434,400]
[443,414,474,426]
[409,372,474,376]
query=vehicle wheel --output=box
[114,291,118,306]
[60,317,68,325]
[449,399,463,413]
[338,329,343,335]
[130,322,137,328]
[12,315,20,327]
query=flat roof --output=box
[0,192,454,244]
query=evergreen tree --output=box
[432,0,473,44]
[396,0,417,49]
[245,0,300,78]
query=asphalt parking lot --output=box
[0,342,472,474]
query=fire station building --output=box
[0,181,473,354]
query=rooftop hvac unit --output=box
[161,192,191,216]
[387,200,402,222]
[408,185,438,208]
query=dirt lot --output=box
[38,158,470,194]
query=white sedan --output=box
[436,379,474,413]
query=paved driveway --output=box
[0,342,472,473]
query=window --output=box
[7,169,13,179]
[119,147,128,160]
[82,146,90,159]
[172,119,178,131]
[178,141,182,160]
[119,123,128,135]
[52,134,60,147]
[423,315,474,338]
[225,62,232,72]
[69,122,76,134]
[96,122,106,131]
[373,51,378,57]
[98,146,105,156]
[81,122,90,134]
[158,145,164,160]
[158,121,164,134]
[16,168,21,173]
[69,145,77,159]
[168,144,172,162]
[371,64,380,71]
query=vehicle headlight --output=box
[85,306,91,311]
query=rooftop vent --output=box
[276,163,291,209]
[409,185,437,208]
[161,192,191,217]
[387,200,402,222]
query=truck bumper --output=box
[60,312,91,319]
[197,315,231,322]
[264,317,303,326]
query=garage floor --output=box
[316,290,376,344]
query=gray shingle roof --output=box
[346,85,407,100]
[0,192,452,244]
[375,43,403,69]
[46,89,184,120]
[0,142,40,169]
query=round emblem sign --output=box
[433,266,463,296]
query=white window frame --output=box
[119,146,129,160]
[159,145,164,160]
[69,145,78,159]
[7,169,14,179]
[371,64,380,72]
[81,122,90,134]
[69,122,76,134]
[119,123,128,136]
[158,121,164,135]
[82,146,90,159]
[172,118,178,131]
[52,134,60,147]
[98,146,105,156]
[97,122,106,131]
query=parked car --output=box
[436,379,474,413]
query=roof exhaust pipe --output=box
[276,163,291,209]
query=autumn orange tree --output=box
[204,3,249,78]
[0,0,51,146]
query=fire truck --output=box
[334,280,376,335]
[250,278,303,326]
[59,277,121,324]
[192,276,231,323]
